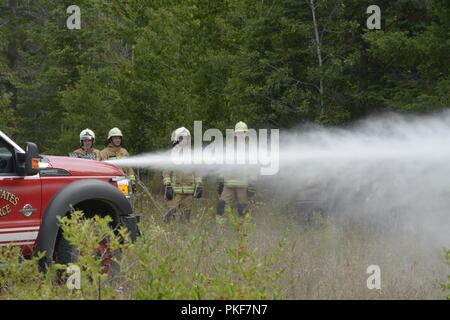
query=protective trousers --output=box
[164,194,193,222]
[217,187,248,217]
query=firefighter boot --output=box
[237,203,247,217]
[216,199,226,216]
[215,199,227,224]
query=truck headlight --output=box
[112,176,130,197]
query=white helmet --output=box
[171,127,191,145]
[107,127,123,140]
[80,128,95,144]
[234,121,249,133]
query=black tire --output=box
[53,229,78,285]
[53,227,120,282]
[54,229,78,265]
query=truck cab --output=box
[0,130,139,266]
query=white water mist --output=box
[108,111,450,245]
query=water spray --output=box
[108,111,450,245]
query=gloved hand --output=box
[164,184,174,201]
[217,181,224,195]
[247,184,256,198]
[193,184,203,199]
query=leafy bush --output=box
[0,211,129,300]
[55,210,131,299]
[0,204,447,300]
[127,210,284,299]
[0,208,284,300]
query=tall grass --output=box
[0,191,448,299]
[444,249,450,300]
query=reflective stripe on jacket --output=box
[163,170,202,194]
[221,173,248,188]
[73,147,101,160]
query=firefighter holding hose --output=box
[162,127,203,222]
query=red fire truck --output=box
[0,130,139,269]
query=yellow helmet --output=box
[234,121,249,133]
[107,127,123,140]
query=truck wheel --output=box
[54,229,78,265]
[53,228,120,281]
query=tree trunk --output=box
[308,0,324,112]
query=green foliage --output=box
[1,1,449,154]
[0,246,66,299]
[57,68,121,154]
[129,211,284,299]
[208,210,284,299]
[0,93,16,136]
[56,211,130,299]
[0,211,129,299]
[0,207,284,300]
[0,202,447,300]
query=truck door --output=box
[0,139,42,248]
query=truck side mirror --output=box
[25,142,40,175]
[17,142,40,176]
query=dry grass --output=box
[0,181,447,300]
[124,190,448,300]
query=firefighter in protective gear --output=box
[100,127,136,183]
[72,128,101,160]
[216,121,256,219]
[163,127,202,222]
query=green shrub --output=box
[55,210,131,299]
[0,211,130,299]
[127,210,284,299]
